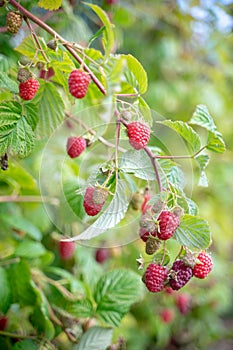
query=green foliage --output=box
[94,269,143,326]
[0,266,11,313]
[38,0,62,11]
[74,326,113,350]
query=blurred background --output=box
[1,0,233,349]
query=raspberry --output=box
[159,309,174,324]
[127,121,150,150]
[17,68,32,83]
[169,260,193,291]
[144,263,168,293]
[19,79,40,100]
[47,39,57,51]
[83,186,107,216]
[66,136,86,158]
[140,212,157,233]
[139,227,156,242]
[39,67,55,80]
[95,248,110,263]
[68,69,91,99]
[59,240,75,260]
[0,316,8,331]
[176,293,191,315]
[6,11,23,34]
[92,187,108,205]
[145,237,161,255]
[193,252,213,279]
[157,210,180,240]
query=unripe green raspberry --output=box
[17,68,32,83]
[7,12,23,34]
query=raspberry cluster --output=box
[139,193,213,293]
[6,11,22,34]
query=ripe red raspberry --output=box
[193,252,213,279]
[159,309,174,324]
[66,136,87,158]
[95,248,110,263]
[157,210,180,240]
[144,263,168,293]
[169,260,193,291]
[0,316,8,331]
[83,186,108,216]
[19,79,40,100]
[127,121,150,150]
[59,240,75,260]
[176,293,191,315]
[68,69,91,99]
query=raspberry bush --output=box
[0,0,230,349]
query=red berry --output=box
[139,227,157,242]
[127,121,150,150]
[68,69,90,99]
[59,240,75,260]
[0,316,8,331]
[39,67,55,80]
[176,293,191,315]
[83,186,107,216]
[66,136,86,158]
[19,78,40,100]
[164,286,174,294]
[157,210,180,240]
[193,252,213,279]
[144,263,168,293]
[169,260,193,291]
[159,309,174,324]
[95,248,110,263]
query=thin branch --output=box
[154,145,208,160]
[0,330,36,339]
[115,110,121,185]
[24,17,49,62]
[8,0,106,95]
[0,195,59,205]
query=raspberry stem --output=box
[8,0,106,95]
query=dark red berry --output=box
[39,67,55,80]
[144,263,168,293]
[139,227,156,242]
[59,240,75,260]
[66,136,87,158]
[169,260,193,291]
[127,121,150,150]
[19,79,40,100]
[83,186,108,216]
[176,293,191,315]
[95,248,110,263]
[193,252,213,279]
[159,309,174,323]
[0,316,8,331]
[68,69,91,99]
[157,210,180,241]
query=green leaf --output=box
[65,299,94,318]
[87,4,114,57]
[122,54,148,94]
[0,267,11,313]
[14,241,46,258]
[138,97,152,125]
[157,120,201,153]
[94,269,143,327]
[189,105,225,154]
[38,0,62,10]
[15,35,47,62]
[63,181,86,220]
[0,101,35,157]
[3,216,42,240]
[75,181,130,240]
[23,102,39,131]
[34,81,65,137]
[88,26,106,47]
[74,326,113,350]
[174,214,211,249]
[207,131,226,153]
[195,155,210,187]
[7,260,37,306]
[120,149,155,180]
[0,72,18,93]
[11,340,39,350]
